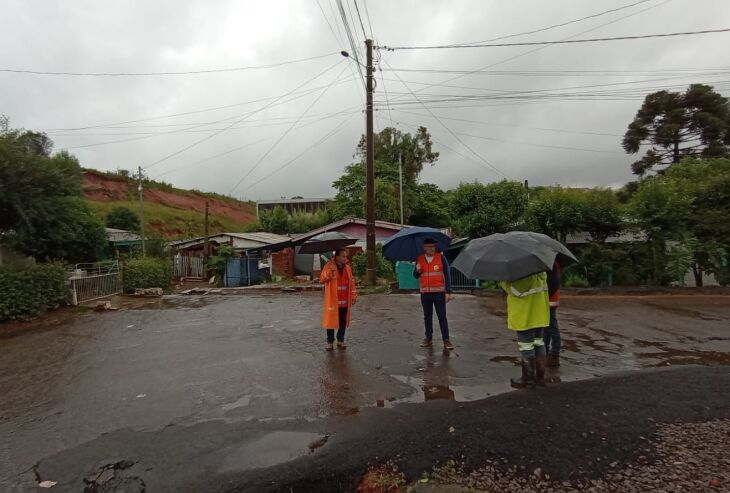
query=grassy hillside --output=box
[83,169,257,239]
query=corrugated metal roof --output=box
[226,232,291,243]
[105,228,141,243]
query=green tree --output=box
[0,124,107,262]
[409,183,450,228]
[628,175,691,284]
[266,206,289,234]
[526,187,585,243]
[450,180,527,238]
[581,189,623,243]
[106,206,140,232]
[622,84,730,175]
[356,126,439,185]
[333,127,439,222]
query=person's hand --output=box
[416,263,422,273]
[446,294,453,303]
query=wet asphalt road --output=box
[1,292,728,491]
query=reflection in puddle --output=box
[320,352,360,416]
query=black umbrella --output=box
[452,231,577,282]
[520,231,578,267]
[298,232,358,254]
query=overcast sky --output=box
[2,0,729,200]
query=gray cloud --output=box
[2,0,728,200]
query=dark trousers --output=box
[543,308,561,354]
[517,327,546,359]
[327,307,348,342]
[420,292,450,341]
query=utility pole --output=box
[399,152,404,225]
[365,39,376,286]
[203,201,209,272]
[138,166,146,257]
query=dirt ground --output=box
[0,292,728,492]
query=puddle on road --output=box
[219,431,325,472]
[632,339,730,366]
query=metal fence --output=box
[173,255,205,279]
[450,266,480,290]
[69,262,122,305]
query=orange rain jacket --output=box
[319,259,357,329]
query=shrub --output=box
[0,263,68,321]
[564,273,590,288]
[122,258,171,293]
[351,245,394,280]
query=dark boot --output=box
[535,354,547,386]
[546,353,560,367]
[510,357,536,389]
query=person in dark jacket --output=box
[543,262,562,367]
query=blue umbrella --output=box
[382,226,451,261]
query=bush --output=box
[351,245,394,280]
[564,273,590,288]
[122,258,172,293]
[0,263,68,321]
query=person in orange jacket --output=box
[319,248,357,351]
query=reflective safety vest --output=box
[500,272,550,331]
[337,268,350,306]
[417,254,446,294]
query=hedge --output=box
[0,263,68,322]
[122,258,172,293]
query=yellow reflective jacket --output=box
[500,272,550,331]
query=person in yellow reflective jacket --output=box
[500,272,550,388]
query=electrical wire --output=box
[151,108,361,180]
[144,59,346,170]
[228,63,352,194]
[362,0,374,40]
[381,57,510,180]
[61,76,356,150]
[44,76,356,133]
[391,109,623,137]
[0,52,338,76]
[381,28,730,51]
[353,0,369,40]
[381,0,673,105]
[451,0,655,46]
[242,113,359,192]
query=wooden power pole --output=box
[138,166,146,257]
[365,39,376,286]
[203,201,210,271]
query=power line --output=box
[51,108,361,136]
[153,108,362,180]
[0,52,338,76]
[381,0,673,104]
[391,109,623,137]
[44,77,356,133]
[144,59,346,170]
[362,0,374,40]
[380,27,730,51]
[61,79,357,150]
[381,67,730,77]
[381,57,510,180]
[228,63,351,195]
[243,113,359,192]
[317,0,346,48]
[353,0,369,40]
[452,0,654,46]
